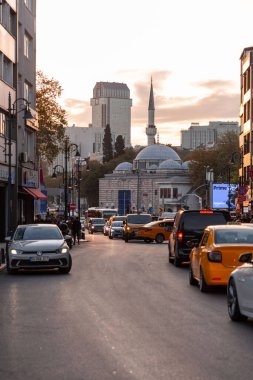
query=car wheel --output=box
[168,244,174,264]
[125,234,129,243]
[59,255,72,274]
[199,267,210,293]
[227,278,247,321]
[155,234,164,244]
[109,235,113,239]
[174,256,181,267]
[189,264,198,286]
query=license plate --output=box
[30,256,49,262]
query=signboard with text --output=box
[212,183,238,209]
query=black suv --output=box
[168,209,231,267]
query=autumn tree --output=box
[114,135,125,157]
[36,70,67,162]
[103,124,113,163]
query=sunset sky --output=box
[37,0,253,146]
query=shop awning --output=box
[23,187,47,200]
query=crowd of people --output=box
[34,214,82,245]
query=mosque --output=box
[99,79,193,215]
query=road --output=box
[0,234,253,380]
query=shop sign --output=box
[22,168,38,187]
[0,164,15,183]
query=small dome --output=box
[159,159,183,169]
[135,144,181,162]
[182,161,191,169]
[114,162,133,171]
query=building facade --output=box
[181,121,239,150]
[99,144,192,215]
[0,0,38,240]
[239,47,253,215]
[90,82,132,147]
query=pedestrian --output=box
[72,217,81,245]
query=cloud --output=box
[195,79,237,91]
[64,98,91,127]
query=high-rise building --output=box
[0,0,38,239]
[181,121,239,150]
[90,82,132,147]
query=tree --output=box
[36,70,67,162]
[103,124,113,163]
[114,135,125,157]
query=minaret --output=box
[146,77,157,145]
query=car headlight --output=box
[56,247,68,254]
[10,249,22,255]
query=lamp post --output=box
[63,140,80,220]
[7,92,33,235]
[52,164,65,218]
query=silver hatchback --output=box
[6,224,72,274]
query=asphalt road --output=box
[0,234,253,380]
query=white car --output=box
[227,252,253,321]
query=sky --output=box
[36,0,253,147]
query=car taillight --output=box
[207,251,222,262]
[177,231,183,240]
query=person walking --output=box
[72,217,81,245]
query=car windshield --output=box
[182,213,227,232]
[112,221,123,227]
[92,219,105,224]
[215,229,253,244]
[13,226,63,241]
[127,215,152,224]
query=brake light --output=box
[200,210,214,214]
[207,250,222,262]
[177,231,183,240]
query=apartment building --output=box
[0,0,38,240]
[181,121,239,150]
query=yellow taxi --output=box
[135,219,174,244]
[189,224,253,292]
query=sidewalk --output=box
[0,242,6,272]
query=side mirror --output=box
[5,236,12,242]
[239,252,253,263]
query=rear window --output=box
[181,212,228,232]
[127,215,152,224]
[215,229,253,244]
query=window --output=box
[173,188,178,199]
[24,33,32,59]
[24,0,32,11]
[24,81,33,102]
[1,54,14,86]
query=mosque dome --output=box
[114,162,133,171]
[135,144,181,162]
[159,159,183,170]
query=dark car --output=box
[88,218,106,234]
[168,209,231,267]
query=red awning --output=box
[23,187,47,200]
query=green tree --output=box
[36,70,67,162]
[103,124,113,163]
[114,135,125,157]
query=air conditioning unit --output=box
[20,152,28,163]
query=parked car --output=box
[108,221,124,239]
[135,219,174,243]
[168,209,231,267]
[5,224,72,274]
[88,218,106,234]
[227,252,253,321]
[189,224,253,292]
[103,221,110,236]
[123,213,152,242]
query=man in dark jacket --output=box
[72,217,81,245]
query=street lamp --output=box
[52,164,65,219]
[63,140,80,220]
[7,92,33,235]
